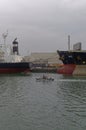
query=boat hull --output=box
[57,64,86,75]
[36,77,54,81]
[0,62,30,74]
[57,64,76,75]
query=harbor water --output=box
[0,73,86,130]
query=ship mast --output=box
[2,31,8,62]
[68,35,70,51]
[2,30,8,45]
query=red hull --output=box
[0,68,30,74]
[57,64,76,75]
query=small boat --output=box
[36,75,54,81]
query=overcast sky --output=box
[0,0,86,55]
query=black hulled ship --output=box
[57,42,86,75]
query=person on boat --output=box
[43,74,47,79]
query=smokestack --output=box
[12,38,19,55]
[68,35,70,51]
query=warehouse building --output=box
[24,52,62,68]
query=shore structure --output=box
[24,52,62,73]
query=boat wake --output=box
[58,79,86,82]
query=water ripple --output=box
[0,74,85,130]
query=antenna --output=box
[2,30,8,44]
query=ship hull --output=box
[57,64,76,75]
[0,62,30,74]
[57,64,86,75]
[57,50,86,75]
